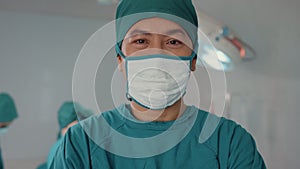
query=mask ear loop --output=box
[189,51,197,70]
[115,44,133,101]
[189,41,198,70]
[115,44,126,59]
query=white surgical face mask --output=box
[117,46,196,110]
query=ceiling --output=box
[0,0,117,20]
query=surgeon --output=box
[0,93,18,169]
[50,0,266,168]
[36,101,93,169]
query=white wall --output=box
[0,11,106,168]
[194,0,300,168]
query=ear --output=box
[191,57,197,71]
[117,55,124,72]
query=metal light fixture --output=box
[197,11,256,71]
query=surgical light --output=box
[197,11,256,72]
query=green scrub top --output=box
[47,138,63,168]
[36,163,47,169]
[35,138,63,169]
[50,104,266,169]
[0,148,3,169]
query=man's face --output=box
[118,17,197,71]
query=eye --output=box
[135,39,146,44]
[131,38,149,49]
[167,39,183,46]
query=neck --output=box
[130,99,186,122]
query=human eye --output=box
[135,39,146,44]
[166,39,183,48]
[130,38,149,49]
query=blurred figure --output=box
[36,101,93,169]
[0,93,18,169]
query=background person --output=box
[0,93,18,169]
[36,101,93,169]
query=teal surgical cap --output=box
[58,101,93,130]
[0,93,18,123]
[115,0,198,49]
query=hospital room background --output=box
[0,0,299,168]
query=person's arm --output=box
[49,124,91,169]
[227,125,267,169]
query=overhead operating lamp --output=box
[197,11,256,71]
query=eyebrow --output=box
[164,29,187,36]
[128,29,187,37]
[128,29,152,36]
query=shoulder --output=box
[79,105,126,132]
[194,109,266,168]
[195,107,249,141]
[218,118,266,168]
[52,108,121,166]
[194,108,256,152]
[64,105,126,148]
[217,117,254,147]
[194,108,243,137]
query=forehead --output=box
[125,17,188,38]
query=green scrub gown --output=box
[46,138,63,168]
[0,148,3,169]
[50,104,266,169]
[36,163,47,169]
